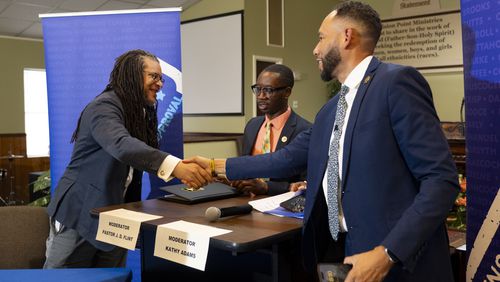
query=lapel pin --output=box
[281,136,288,143]
[363,75,371,84]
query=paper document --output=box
[249,191,298,212]
[249,191,304,219]
[248,191,301,212]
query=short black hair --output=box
[262,64,295,88]
[334,1,382,49]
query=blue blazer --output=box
[226,58,459,281]
[47,90,169,251]
[242,111,311,195]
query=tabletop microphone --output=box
[205,204,253,222]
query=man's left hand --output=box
[344,246,393,282]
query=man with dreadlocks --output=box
[44,49,212,268]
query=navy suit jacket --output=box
[226,58,459,281]
[242,110,311,195]
[47,90,168,251]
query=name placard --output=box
[154,220,231,271]
[96,208,162,250]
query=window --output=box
[23,69,50,157]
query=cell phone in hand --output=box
[317,263,352,282]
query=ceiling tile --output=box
[147,0,184,8]
[59,0,109,11]
[0,17,33,35]
[0,3,52,21]
[96,0,142,11]
[19,22,43,39]
[45,8,75,14]
[12,0,61,7]
[121,0,150,4]
[0,1,10,12]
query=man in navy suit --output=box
[231,64,311,196]
[187,2,459,281]
[44,50,212,268]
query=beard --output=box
[320,46,341,82]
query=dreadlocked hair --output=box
[71,49,159,148]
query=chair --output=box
[0,206,49,269]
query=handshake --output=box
[171,156,226,189]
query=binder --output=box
[159,182,239,204]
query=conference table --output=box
[93,195,306,282]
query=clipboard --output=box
[158,182,239,204]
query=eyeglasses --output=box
[144,72,165,83]
[251,84,289,96]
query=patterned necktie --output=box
[262,122,272,154]
[326,85,349,240]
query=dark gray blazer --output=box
[47,90,169,251]
[242,110,311,195]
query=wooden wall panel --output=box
[0,134,50,205]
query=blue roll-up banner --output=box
[41,8,183,199]
[460,1,500,281]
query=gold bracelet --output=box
[210,158,216,177]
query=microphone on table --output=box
[205,204,253,222]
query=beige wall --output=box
[0,36,44,133]
[184,140,239,159]
[424,70,464,121]
[181,0,244,21]
[243,0,334,125]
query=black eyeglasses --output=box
[144,72,165,83]
[251,84,289,96]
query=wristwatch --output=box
[384,248,399,263]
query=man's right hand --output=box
[183,156,211,169]
[172,162,212,189]
[183,156,227,176]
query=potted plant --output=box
[28,170,51,207]
[447,174,466,231]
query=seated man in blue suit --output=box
[186,2,459,281]
[231,64,311,196]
